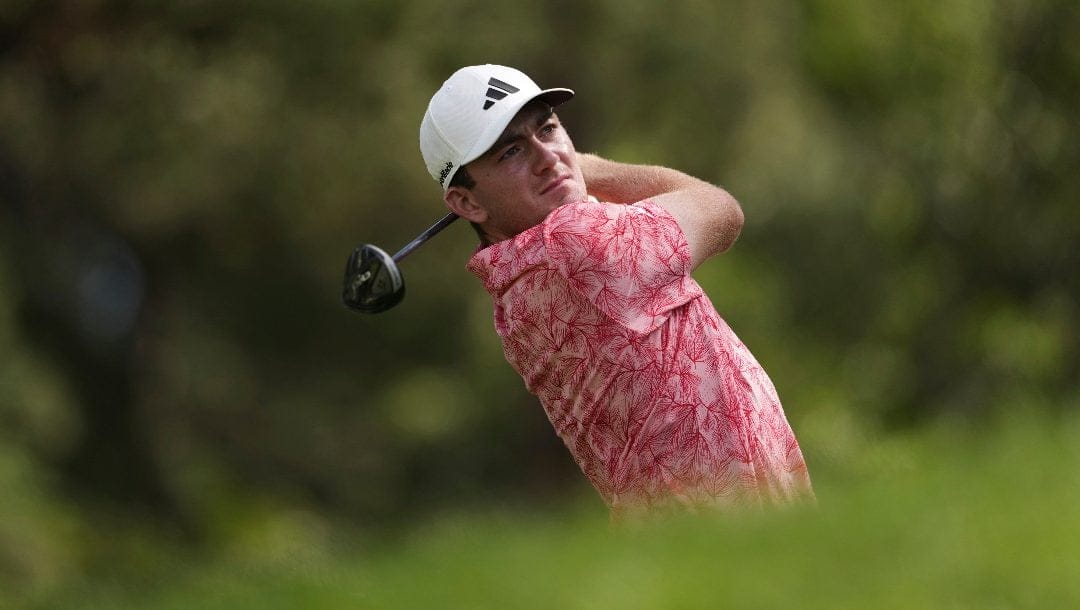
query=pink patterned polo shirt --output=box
[467,199,813,517]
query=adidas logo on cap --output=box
[483,78,520,110]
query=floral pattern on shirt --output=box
[467,200,813,516]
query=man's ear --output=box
[444,187,488,224]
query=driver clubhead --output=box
[342,244,404,313]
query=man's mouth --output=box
[540,175,570,195]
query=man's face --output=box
[455,103,587,242]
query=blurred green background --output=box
[1,0,1078,607]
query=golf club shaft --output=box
[391,213,459,262]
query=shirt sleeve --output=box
[542,200,704,334]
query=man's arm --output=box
[578,152,744,269]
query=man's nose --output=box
[530,139,560,174]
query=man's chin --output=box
[554,187,589,207]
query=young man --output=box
[420,64,813,518]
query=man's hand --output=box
[578,153,744,269]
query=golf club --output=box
[341,212,459,313]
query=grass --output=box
[20,408,1080,609]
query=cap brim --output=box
[536,88,575,107]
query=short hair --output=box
[448,165,475,189]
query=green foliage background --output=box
[0,0,1077,606]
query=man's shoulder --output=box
[544,198,669,232]
[544,198,608,226]
[542,199,681,253]
[542,198,704,335]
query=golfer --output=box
[420,64,813,518]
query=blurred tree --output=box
[0,0,1077,594]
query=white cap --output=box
[419,64,574,191]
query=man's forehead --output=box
[508,102,554,128]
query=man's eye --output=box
[499,146,521,161]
